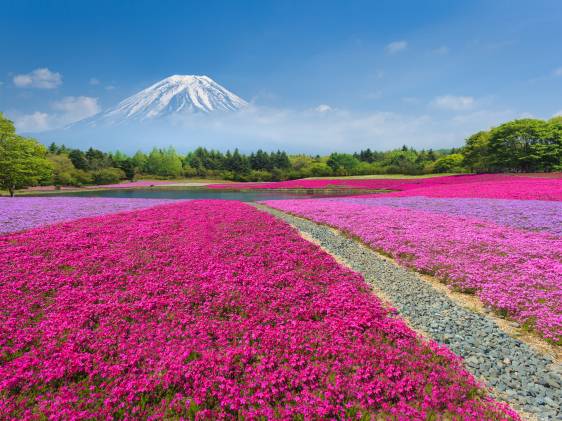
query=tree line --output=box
[1,111,561,195]
[463,117,562,172]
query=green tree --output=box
[146,148,164,174]
[92,167,126,184]
[131,151,148,173]
[432,153,465,173]
[48,154,78,186]
[488,119,561,172]
[463,131,491,172]
[68,149,89,170]
[326,153,360,175]
[160,147,183,177]
[0,113,53,196]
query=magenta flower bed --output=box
[210,174,562,201]
[333,197,562,236]
[0,197,177,235]
[209,174,510,190]
[379,178,562,201]
[264,199,562,343]
[0,201,516,419]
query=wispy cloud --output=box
[554,67,562,77]
[13,96,100,132]
[432,46,449,55]
[314,104,332,113]
[385,40,407,54]
[89,77,101,85]
[52,96,100,121]
[431,95,475,111]
[13,68,62,89]
[13,112,51,132]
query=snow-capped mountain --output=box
[85,75,248,125]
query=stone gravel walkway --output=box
[255,204,562,421]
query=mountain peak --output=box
[164,74,212,82]
[87,74,248,125]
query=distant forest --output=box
[1,112,561,193]
[42,144,465,185]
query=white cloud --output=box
[105,85,116,91]
[431,95,475,111]
[554,110,562,117]
[13,68,62,89]
[554,67,562,77]
[13,96,100,132]
[13,112,51,132]
[155,104,504,153]
[35,102,519,153]
[433,46,449,55]
[315,104,332,113]
[52,96,100,121]
[89,77,101,85]
[385,40,407,54]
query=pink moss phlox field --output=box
[379,178,562,201]
[0,197,177,235]
[209,174,512,190]
[0,201,517,419]
[334,197,562,236]
[264,200,562,343]
[210,174,562,201]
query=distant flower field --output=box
[263,198,562,343]
[211,173,562,201]
[334,196,562,236]
[0,201,516,419]
[0,197,176,235]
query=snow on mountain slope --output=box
[87,75,248,125]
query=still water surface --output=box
[39,188,358,201]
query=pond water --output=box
[37,188,360,201]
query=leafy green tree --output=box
[326,153,360,175]
[131,151,148,173]
[382,149,421,175]
[225,149,250,174]
[463,131,491,172]
[48,154,78,186]
[85,147,113,170]
[307,162,333,177]
[146,147,183,177]
[0,112,16,140]
[160,147,183,177]
[146,148,164,175]
[68,149,89,170]
[488,119,560,172]
[432,153,465,173]
[271,150,291,169]
[0,113,53,196]
[116,158,136,180]
[92,167,126,184]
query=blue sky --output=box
[1,0,562,152]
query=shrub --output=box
[92,167,126,184]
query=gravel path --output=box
[254,204,562,421]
